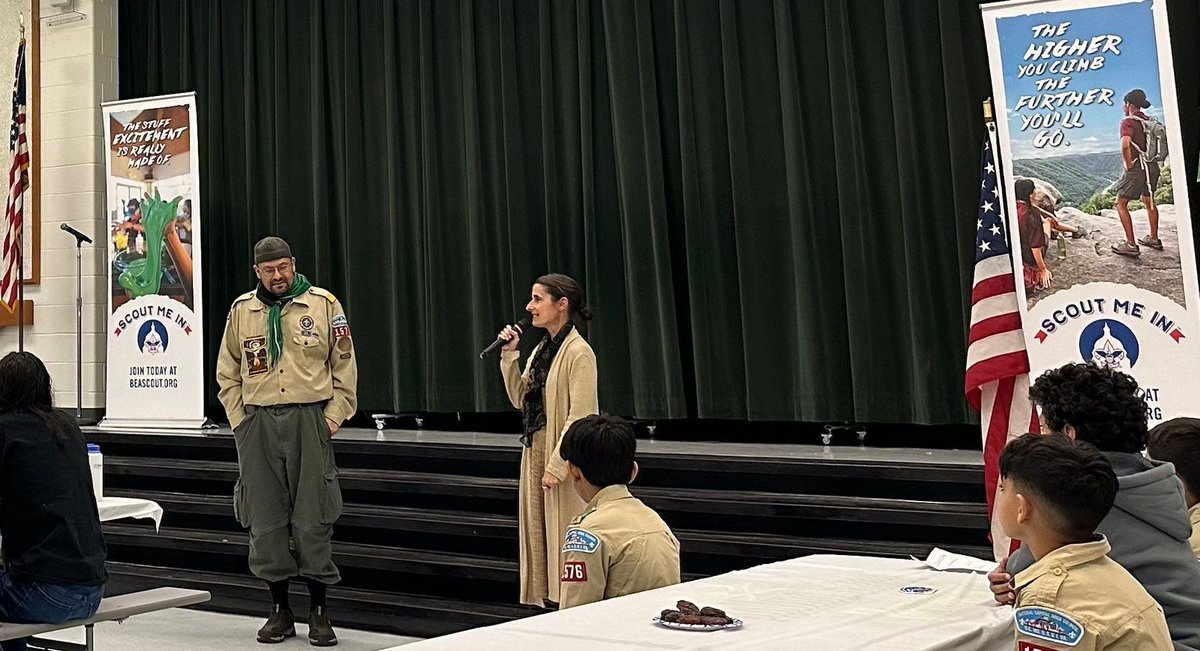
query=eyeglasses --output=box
[258,262,292,276]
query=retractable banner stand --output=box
[100,93,206,429]
[981,0,1199,424]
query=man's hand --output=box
[325,417,340,436]
[988,556,1016,606]
[541,472,560,491]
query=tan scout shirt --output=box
[1013,537,1171,651]
[216,287,358,429]
[1190,505,1200,559]
[559,485,680,610]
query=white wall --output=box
[0,0,119,411]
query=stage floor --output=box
[84,425,983,467]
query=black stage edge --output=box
[85,428,989,639]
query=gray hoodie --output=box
[1009,452,1200,651]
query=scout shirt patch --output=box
[331,314,351,339]
[1014,607,1084,646]
[243,336,268,377]
[898,586,937,595]
[299,315,316,336]
[562,561,588,583]
[562,528,600,554]
[1019,643,1059,651]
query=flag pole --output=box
[16,15,23,351]
[984,99,1010,244]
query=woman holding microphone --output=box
[497,274,598,608]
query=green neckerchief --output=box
[257,273,312,367]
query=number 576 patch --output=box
[562,561,588,583]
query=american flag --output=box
[964,129,1038,561]
[0,38,27,312]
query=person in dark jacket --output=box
[0,352,106,651]
[988,363,1200,651]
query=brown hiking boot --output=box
[308,606,338,647]
[257,605,296,644]
[1111,241,1140,257]
[1138,235,1163,250]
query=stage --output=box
[83,426,990,639]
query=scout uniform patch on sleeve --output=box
[243,336,268,377]
[562,528,600,554]
[331,315,351,339]
[1018,643,1060,651]
[1014,607,1084,646]
[561,560,588,583]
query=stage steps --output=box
[87,430,991,638]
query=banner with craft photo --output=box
[100,93,205,429]
[981,0,1199,425]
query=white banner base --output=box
[97,417,211,431]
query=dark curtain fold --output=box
[118,0,1199,427]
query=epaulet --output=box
[231,290,256,305]
[570,507,597,527]
[308,287,337,304]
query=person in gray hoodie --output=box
[988,363,1200,651]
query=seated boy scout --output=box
[557,415,680,609]
[997,433,1171,650]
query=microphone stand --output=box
[76,233,83,419]
[62,226,92,420]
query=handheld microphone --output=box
[479,317,530,359]
[60,223,93,244]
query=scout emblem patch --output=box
[331,314,351,339]
[300,315,315,331]
[1014,607,1084,646]
[562,528,600,554]
[898,586,937,595]
[561,561,587,582]
[243,336,268,377]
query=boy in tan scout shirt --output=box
[1147,418,1200,558]
[557,415,680,609]
[997,433,1171,651]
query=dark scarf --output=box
[521,324,573,447]
[256,273,312,367]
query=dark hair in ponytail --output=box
[534,273,593,324]
[0,351,81,448]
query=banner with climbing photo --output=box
[982,0,1200,425]
[100,93,206,429]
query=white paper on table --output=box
[912,547,996,573]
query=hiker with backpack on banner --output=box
[1112,88,1169,258]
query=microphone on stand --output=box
[60,223,93,244]
[479,317,530,359]
[61,224,92,421]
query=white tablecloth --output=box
[394,555,1014,650]
[97,496,163,530]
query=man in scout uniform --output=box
[557,415,680,609]
[996,433,1171,650]
[217,236,357,646]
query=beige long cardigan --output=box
[501,327,599,604]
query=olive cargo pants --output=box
[233,403,342,584]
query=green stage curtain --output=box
[118,0,1199,425]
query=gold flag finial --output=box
[982,99,994,123]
